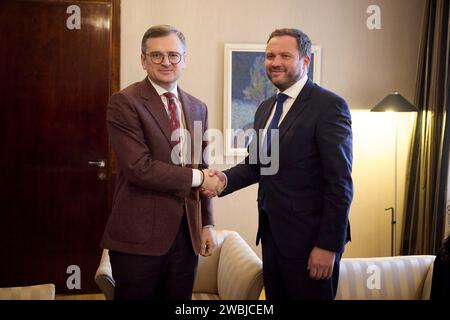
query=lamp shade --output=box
[371,92,418,112]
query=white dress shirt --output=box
[221,75,309,192]
[148,78,202,187]
[263,75,308,129]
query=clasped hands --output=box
[199,169,226,198]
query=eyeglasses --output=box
[143,51,184,64]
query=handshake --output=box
[200,169,226,198]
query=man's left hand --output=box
[200,227,217,257]
[307,247,336,280]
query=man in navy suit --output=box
[205,28,353,300]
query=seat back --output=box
[217,231,263,300]
[336,255,435,300]
[94,249,114,300]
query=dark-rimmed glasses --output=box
[143,51,184,64]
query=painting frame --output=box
[223,43,321,156]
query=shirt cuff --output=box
[192,169,202,187]
[222,173,228,190]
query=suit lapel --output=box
[178,89,195,168]
[254,79,314,140]
[255,96,277,130]
[178,88,195,139]
[139,78,176,148]
[278,78,314,141]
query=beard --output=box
[266,67,302,91]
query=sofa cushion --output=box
[192,292,220,300]
[336,255,435,300]
[0,284,55,300]
[217,232,263,300]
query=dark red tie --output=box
[163,92,180,143]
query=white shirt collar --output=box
[278,74,308,100]
[147,77,179,99]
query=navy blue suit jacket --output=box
[221,79,353,259]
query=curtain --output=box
[401,0,450,255]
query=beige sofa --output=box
[95,230,264,300]
[336,255,436,300]
[96,232,435,300]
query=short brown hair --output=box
[141,25,186,54]
[267,28,312,58]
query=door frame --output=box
[109,0,120,213]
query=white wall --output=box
[349,111,416,257]
[120,0,426,258]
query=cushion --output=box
[217,232,263,300]
[0,284,55,300]
[336,255,435,300]
[192,292,220,300]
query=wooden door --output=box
[0,0,119,294]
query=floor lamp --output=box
[371,92,418,256]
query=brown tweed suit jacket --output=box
[101,78,213,256]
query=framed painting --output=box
[223,43,321,156]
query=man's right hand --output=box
[200,169,226,198]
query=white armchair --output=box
[95,230,263,300]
